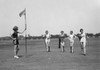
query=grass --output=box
[0,38,100,70]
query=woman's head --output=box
[45,30,49,34]
[61,30,64,34]
[70,30,73,34]
[13,26,18,31]
[80,28,83,33]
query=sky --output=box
[0,0,100,37]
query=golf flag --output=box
[19,9,26,17]
[19,8,27,57]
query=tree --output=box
[94,33,100,38]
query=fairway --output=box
[0,38,100,70]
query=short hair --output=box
[80,28,83,32]
[61,30,64,33]
[70,30,73,33]
[13,26,18,31]
[45,30,48,33]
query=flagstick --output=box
[24,8,27,57]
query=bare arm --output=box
[73,34,77,40]
[18,28,26,34]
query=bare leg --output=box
[81,42,86,56]
[46,43,48,52]
[61,43,65,52]
[14,45,19,58]
[46,42,50,52]
[70,41,74,53]
[83,42,86,55]
[14,45,17,56]
[80,42,83,54]
[16,45,19,55]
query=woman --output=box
[11,26,26,58]
[43,30,51,52]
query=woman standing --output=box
[11,26,25,58]
[43,30,51,52]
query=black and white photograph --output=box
[0,0,100,70]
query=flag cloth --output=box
[19,9,26,17]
